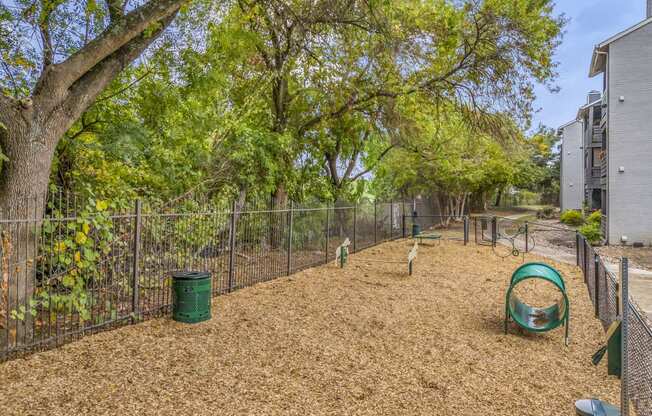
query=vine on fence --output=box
[10,198,122,325]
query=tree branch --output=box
[349,144,395,182]
[325,151,340,186]
[61,13,177,136]
[35,0,184,95]
[297,12,488,137]
[341,149,359,183]
[95,69,152,103]
[39,20,54,67]
[106,0,126,22]
[0,95,18,128]
[0,62,21,98]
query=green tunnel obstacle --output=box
[504,262,570,345]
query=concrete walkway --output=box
[604,263,652,319]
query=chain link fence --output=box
[470,215,651,415]
[579,236,652,416]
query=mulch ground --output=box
[0,240,619,415]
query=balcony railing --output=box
[600,157,607,177]
[601,214,607,240]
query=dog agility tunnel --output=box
[504,263,570,345]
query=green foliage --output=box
[12,196,122,323]
[586,210,602,225]
[579,221,602,245]
[0,0,568,329]
[560,210,583,226]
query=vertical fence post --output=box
[491,216,497,247]
[373,200,377,245]
[132,199,142,320]
[524,221,529,252]
[583,238,588,284]
[576,231,580,266]
[325,205,330,264]
[390,200,394,240]
[227,200,237,292]
[287,201,294,276]
[594,253,600,318]
[353,203,357,253]
[620,257,629,416]
[401,200,406,238]
[463,216,469,245]
[474,217,478,245]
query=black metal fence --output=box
[2,201,651,416]
[2,198,465,360]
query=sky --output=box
[532,0,646,129]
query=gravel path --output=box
[0,240,619,415]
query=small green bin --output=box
[172,271,211,323]
[412,223,421,238]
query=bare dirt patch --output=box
[0,240,618,416]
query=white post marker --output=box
[336,238,351,268]
[408,241,418,275]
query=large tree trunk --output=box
[0,1,183,350]
[0,117,61,351]
[0,121,60,214]
[269,186,288,250]
[494,188,503,207]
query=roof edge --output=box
[558,119,580,132]
[577,98,602,118]
[590,16,652,77]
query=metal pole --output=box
[325,206,330,264]
[227,200,237,292]
[353,204,357,253]
[474,217,478,245]
[491,216,497,247]
[620,257,629,416]
[374,200,377,245]
[287,201,294,276]
[401,203,406,239]
[576,231,580,266]
[132,199,142,320]
[390,200,394,240]
[583,238,588,283]
[594,254,600,318]
[463,216,469,245]
[524,221,529,252]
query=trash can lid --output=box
[172,271,211,280]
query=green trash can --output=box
[412,223,421,238]
[172,271,211,323]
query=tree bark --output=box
[0,1,183,349]
[494,188,503,207]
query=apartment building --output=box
[589,8,652,245]
[558,119,584,212]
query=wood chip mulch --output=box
[0,240,619,415]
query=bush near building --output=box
[560,210,584,226]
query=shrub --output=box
[560,210,583,226]
[579,221,602,245]
[586,210,602,225]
